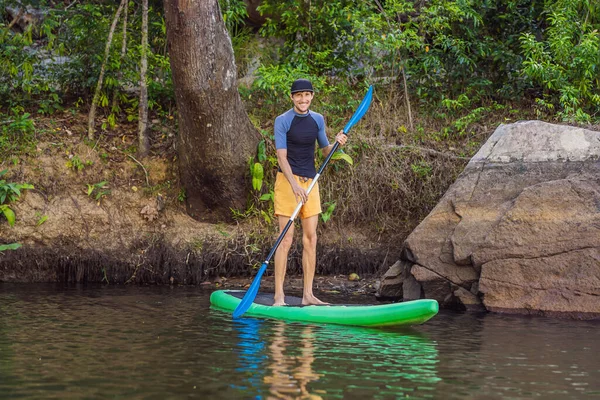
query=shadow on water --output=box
[231,316,440,399]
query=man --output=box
[273,78,347,306]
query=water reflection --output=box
[264,322,323,399]
[232,317,267,395]
[1,285,597,399]
[233,316,440,399]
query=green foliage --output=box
[411,160,433,179]
[331,150,353,166]
[177,188,186,202]
[4,0,596,128]
[1,2,175,119]
[0,109,36,156]
[257,0,359,74]
[250,162,264,191]
[219,0,248,33]
[36,213,48,226]
[86,181,110,202]
[0,243,22,252]
[0,169,34,227]
[66,155,86,172]
[321,201,336,223]
[520,0,600,122]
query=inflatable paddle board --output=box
[210,290,438,327]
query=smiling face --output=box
[290,91,314,114]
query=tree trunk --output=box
[164,0,259,222]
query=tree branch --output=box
[88,0,126,140]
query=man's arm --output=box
[321,130,347,157]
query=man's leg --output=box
[300,215,328,305]
[273,215,294,306]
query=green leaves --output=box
[251,163,264,191]
[0,169,34,227]
[321,202,336,223]
[0,243,22,252]
[0,205,16,227]
[331,151,353,166]
[520,0,600,122]
[86,181,110,202]
[0,170,34,205]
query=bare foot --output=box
[302,294,329,306]
[273,296,287,306]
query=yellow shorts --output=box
[274,172,321,219]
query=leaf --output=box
[252,163,264,180]
[251,163,264,191]
[37,215,48,226]
[259,193,273,202]
[0,243,21,251]
[252,177,262,192]
[1,206,16,227]
[257,140,266,162]
[321,202,336,223]
[331,151,353,165]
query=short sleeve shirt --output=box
[274,109,329,178]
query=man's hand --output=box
[335,129,347,146]
[292,182,308,204]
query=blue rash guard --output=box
[274,109,329,178]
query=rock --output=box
[376,260,409,299]
[479,248,600,318]
[384,121,600,319]
[402,273,422,301]
[453,286,485,312]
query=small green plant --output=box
[0,109,36,155]
[411,161,433,179]
[321,201,337,223]
[177,188,186,202]
[66,155,86,172]
[0,243,22,252]
[0,169,34,227]
[86,181,110,202]
[331,150,353,166]
[35,212,48,226]
[251,162,264,191]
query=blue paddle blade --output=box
[343,85,373,134]
[233,263,268,318]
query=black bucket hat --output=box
[290,79,314,94]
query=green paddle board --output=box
[210,290,438,327]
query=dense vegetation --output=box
[1,0,598,238]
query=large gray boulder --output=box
[379,121,600,319]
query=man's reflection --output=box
[264,321,323,400]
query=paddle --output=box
[233,85,374,318]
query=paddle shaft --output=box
[262,140,341,266]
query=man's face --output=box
[290,91,314,114]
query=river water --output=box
[0,284,597,399]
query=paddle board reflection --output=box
[233,315,440,398]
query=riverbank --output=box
[0,110,401,288]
